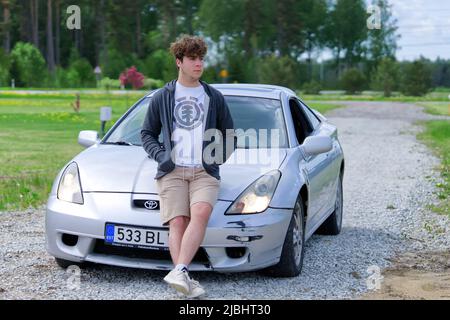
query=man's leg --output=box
[177,201,212,266]
[163,203,210,297]
[168,216,190,265]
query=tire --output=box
[55,257,85,269]
[262,195,305,277]
[316,174,343,235]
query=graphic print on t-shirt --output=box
[174,96,204,130]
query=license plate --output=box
[104,223,168,249]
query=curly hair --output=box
[170,35,208,61]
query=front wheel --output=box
[262,195,305,277]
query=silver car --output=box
[45,84,344,277]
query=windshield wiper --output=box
[103,141,136,146]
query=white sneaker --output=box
[163,269,190,295]
[186,276,206,298]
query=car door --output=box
[288,98,328,228]
[299,100,338,220]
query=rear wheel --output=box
[263,195,305,277]
[316,174,343,235]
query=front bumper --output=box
[45,192,292,272]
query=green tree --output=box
[177,0,202,35]
[197,0,275,59]
[325,0,367,74]
[301,0,328,80]
[371,58,399,97]
[257,55,300,88]
[2,0,12,53]
[0,48,11,85]
[366,0,399,74]
[400,60,432,96]
[10,42,46,87]
[142,49,176,82]
[46,0,55,73]
[274,0,305,58]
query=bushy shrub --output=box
[10,42,47,87]
[100,47,138,79]
[340,68,366,94]
[371,58,399,97]
[119,66,145,89]
[302,80,322,94]
[142,78,164,90]
[53,67,70,88]
[66,58,96,88]
[99,77,121,90]
[400,60,432,96]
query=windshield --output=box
[103,95,288,148]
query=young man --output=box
[141,35,236,298]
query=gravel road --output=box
[1,101,449,300]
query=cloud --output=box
[391,0,450,60]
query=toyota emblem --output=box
[144,200,159,210]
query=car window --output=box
[299,101,321,130]
[104,97,151,145]
[104,95,288,149]
[289,99,313,145]
[226,96,288,148]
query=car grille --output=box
[93,240,210,264]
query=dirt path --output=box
[326,101,450,300]
[361,251,450,299]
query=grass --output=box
[417,102,450,116]
[0,91,145,211]
[417,120,450,217]
[299,89,450,102]
[305,102,344,114]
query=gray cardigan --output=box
[141,80,236,180]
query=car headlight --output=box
[226,170,281,215]
[57,162,84,204]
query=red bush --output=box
[119,66,145,89]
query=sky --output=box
[391,0,450,61]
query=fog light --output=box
[62,233,78,247]
[226,247,247,259]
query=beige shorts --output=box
[156,166,220,226]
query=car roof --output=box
[146,83,296,100]
[212,83,296,98]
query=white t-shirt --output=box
[172,82,207,166]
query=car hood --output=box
[74,145,287,201]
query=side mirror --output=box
[301,136,332,157]
[78,130,99,148]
